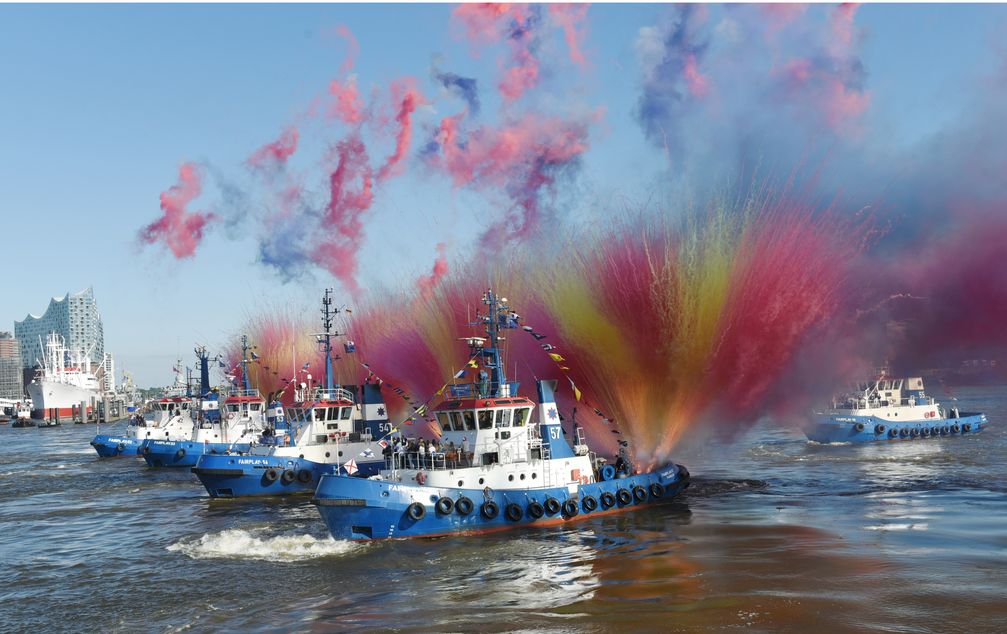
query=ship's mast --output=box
[475,289,518,397]
[194,345,211,397]
[318,288,339,394]
[240,335,252,392]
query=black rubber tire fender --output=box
[296,469,312,484]
[600,491,616,508]
[263,468,279,483]
[543,497,561,515]
[582,496,598,512]
[649,482,665,498]
[633,486,648,502]
[406,502,426,520]
[505,503,523,522]
[175,448,186,459]
[562,499,579,518]
[481,500,499,519]
[281,469,296,484]
[435,497,455,515]
[527,500,545,519]
[455,496,474,516]
[616,488,632,505]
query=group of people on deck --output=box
[382,436,473,469]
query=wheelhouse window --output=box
[496,409,512,427]
[227,404,240,413]
[478,410,493,429]
[462,411,476,431]
[513,408,529,427]
[250,403,262,412]
[437,412,451,431]
[340,407,352,420]
[450,411,464,431]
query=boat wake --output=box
[167,528,361,562]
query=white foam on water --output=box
[167,528,360,562]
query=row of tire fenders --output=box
[855,422,975,438]
[404,481,668,522]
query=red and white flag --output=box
[343,459,358,475]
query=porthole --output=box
[532,473,537,479]
[479,477,484,485]
[458,480,464,487]
[299,454,304,459]
[508,475,514,482]
[325,452,331,458]
[520,473,526,480]
[338,451,343,457]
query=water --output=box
[2,386,1006,632]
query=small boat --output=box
[193,290,387,497]
[311,289,691,541]
[90,363,196,457]
[141,337,268,468]
[805,376,989,443]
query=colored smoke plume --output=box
[317,133,374,295]
[246,126,299,170]
[433,69,480,114]
[430,111,593,248]
[139,161,215,258]
[377,80,425,181]
[329,76,366,125]
[416,242,450,296]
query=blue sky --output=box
[0,3,1004,387]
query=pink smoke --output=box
[329,77,365,125]
[336,24,359,75]
[683,53,710,98]
[317,134,374,294]
[246,126,299,169]
[416,242,450,296]
[377,79,425,181]
[139,162,215,258]
[433,111,591,246]
[452,3,542,102]
[549,4,589,66]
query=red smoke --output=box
[317,134,374,294]
[336,24,359,75]
[139,162,215,258]
[247,126,299,169]
[329,77,366,125]
[549,4,589,66]
[432,111,592,247]
[416,242,450,296]
[452,3,542,102]
[377,80,425,181]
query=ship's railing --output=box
[309,386,355,403]
[384,446,473,471]
[447,379,520,399]
[225,388,262,399]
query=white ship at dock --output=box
[27,333,111,422]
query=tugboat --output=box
[312,290,691,541]
[192,290,388,497]
[90,361,196,457]
[805,376,989,443]
[141,338,268,468]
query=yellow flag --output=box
[548,353,566,362]
[467,359,479,368]
[569,378,582,402]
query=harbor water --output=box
[1,386,1005,632]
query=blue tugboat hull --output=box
[313,463,690,541]
[141,439,252,468]
[805,412,988,443]
[192,453,384,498]
[90,435,145,458]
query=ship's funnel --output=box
[536,380,574,459]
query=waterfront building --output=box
[0,332,24,399]
[14,287,105,370]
